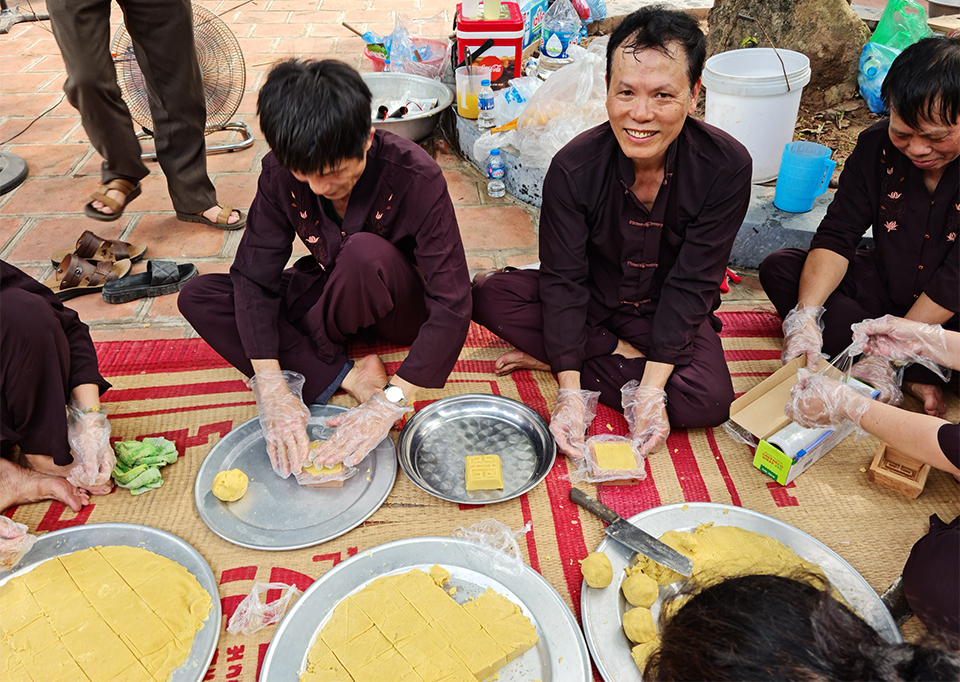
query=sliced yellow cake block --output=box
[300,569,540,682]
[592,441,638,470]
[464,455,504,491]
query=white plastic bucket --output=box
[702,48,811,183]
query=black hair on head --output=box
[257,59,372,174]
[605,5,706,93]
[882,36,960,128]
[646,573,960,682]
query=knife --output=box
[570,488,694,578]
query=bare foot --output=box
[904,381,946,419]
[340,355,388,403]
[494,349,549,376]
[0,458,89,513]
[90,187,126,215]
[20,452,74,478]
[201,205,240,226]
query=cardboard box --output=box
[520,0,547,49]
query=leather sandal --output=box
[102,260,198,304]
[174,205,246,231]
[42,254,132,301]
[50,229,147,267]
[83,178,142,222]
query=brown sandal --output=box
[83,178,142,222]
[50,229,147,267]
[174,204,246,231]
[42,254,132,301]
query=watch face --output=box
[385,385,404,403]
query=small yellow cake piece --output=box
[464,454,504,491]
[212,468,248,502]
[631,638,660,672]
[593,441,638,470]
[622,571,659,608]
[430,564,450,587]
[580,552,613,588]
[622,607,657,644]
[301,462,343,476]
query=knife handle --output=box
[569,488,621,525]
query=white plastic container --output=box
[701,48,811,183]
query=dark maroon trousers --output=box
[178,233,428,404]
[759,248,958,386]
[472,270,734,428]
[903,514,959,647]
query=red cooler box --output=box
[457,2,523,89]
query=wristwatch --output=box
[383,382,408,407]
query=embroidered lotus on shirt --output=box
[887,191,902,200]
[884,221,898,232]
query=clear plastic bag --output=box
[386,13,451,80]
[226,582,302,635]
[451,519,531,575]
[293,455,359,486]
[515,38,609,169]
[871,0,934,52]
[568,434,647,484]
[0,517,37,571]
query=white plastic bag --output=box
[226,582,302,635]
[0,517,37,571]
[387,13,451,80]
[452,519,531,575]
[568,434,647,484]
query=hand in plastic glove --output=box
[621,381,669,456]
[549,389,600,459]
[249,370,310,478]
[851,315,951,376]
[312,392,411,467]
[849,355,903,405]
[66,404,115,495]
[0,517,37,571]
[785,370,873,429]
[780,304,826,370]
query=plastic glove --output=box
[621,381,669,456]
[849,355,903,405]
[780,304,826,370]
[248,370,310,479]
[851,315,952,381]
[0,517,37,571]
[312,392,411,467]
[66,404,115,495]
[785,370,873,429]
[549,389,600,459]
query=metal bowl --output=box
[362,72,454,141]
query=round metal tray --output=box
[194,404,397,551]
[581,503,901,682]
[397,394,556,505]
[0,523,220,682]
[260,536,591,681]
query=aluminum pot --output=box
[362,72,454,142]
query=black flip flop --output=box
[101,260,198,304]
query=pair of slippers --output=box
[44,230,197,303]
[83,178,246,230]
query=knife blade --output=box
[570,488,694,578]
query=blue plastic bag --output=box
[858,42,900,113]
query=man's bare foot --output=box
[494,350,549,376]
[613,338,644,360]
[201,205,241,226]
[20,452,74,478]
[904,381,946,419]
[91,187,126,215]
[340,355,388,403]
[0,458,89,513]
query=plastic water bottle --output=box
[858,42,898,114]
[478,79,495,130]
[486,149,505,198]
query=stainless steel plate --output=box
[194,404,397,551]
[260,536,591,681]
[0,523,220,682]
[398,394,556,504]
[581,503,902,682]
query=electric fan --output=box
[111,4,253,160]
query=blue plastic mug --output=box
[774,141,837,213]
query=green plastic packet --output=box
[111,437,179,494]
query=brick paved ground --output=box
[0,0,770,344]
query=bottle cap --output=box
[481,79,490,86]
[491,149,500,155]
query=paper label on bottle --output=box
[488,166,505,179]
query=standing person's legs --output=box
[47,0,149,188]
[117,0,217,215]
[902,515,960,648]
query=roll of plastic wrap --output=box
[767,421,833,461]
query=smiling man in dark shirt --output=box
[179,60,471,474]
[473,8,751,459]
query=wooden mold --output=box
[868,443,930,499]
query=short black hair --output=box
[257,59,372,174]
[882,36,960,128]
[647,574,960,681]
[605,5,706,93]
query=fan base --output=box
[136,121,255,162]
[0,152,28,195]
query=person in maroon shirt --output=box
[1,260,112,513]
[473,8,751,459]
[179,60,471,476]
[760,36,960,418]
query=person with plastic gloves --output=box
[785,315,959,648]
[0,260,115,514]
[761,36,960,419]
[473,7,751,457]
[179,60,471,476]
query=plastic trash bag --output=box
[515,38,609,168]
[452,519,531,575]
[387,13,451,80]
[226,582,302,635]
[858,0,933,113]
[0,517,37,571]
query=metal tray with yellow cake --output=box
[397,394,556,505]
[0,523,220,682]
[580,503,901,682]
[260,536,591,681]
[194,404,397,551]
